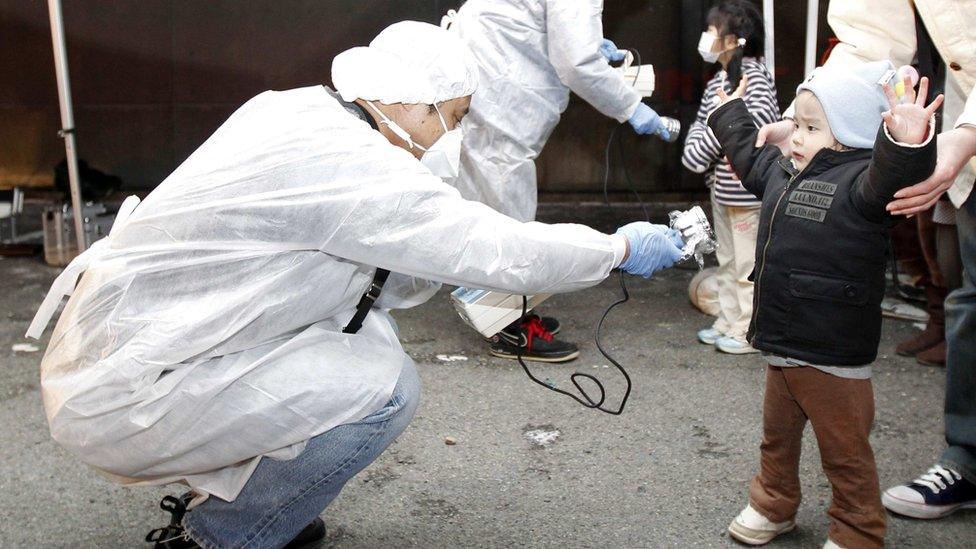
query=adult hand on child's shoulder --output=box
[715,75,748,107]
[882,75,944,145]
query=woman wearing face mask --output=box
[682,0,779,355]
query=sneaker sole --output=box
[698,335,719,345]
[727,520,795,545]
[489,348,580,363]
[882,492,976,519]
[482,327,560,343]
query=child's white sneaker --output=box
[697,327,723,344]
[822,539,844,549]
[728,504,796,545]
[716,335,759,354]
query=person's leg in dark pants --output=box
[942,194,976,481]
[883,194,976,519]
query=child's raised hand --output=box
[715,75,748,106]
[882,76,944,145]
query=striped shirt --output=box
[682,58,780,207]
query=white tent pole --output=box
[804,0,820,77]
[47,0,87,252]
[762,0,775,77]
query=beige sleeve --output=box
[783,0,917,119]
[948,84,976,207]
[824,0,917,68]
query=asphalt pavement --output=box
[1,204,973,547]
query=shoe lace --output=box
[521,315,553,352]
[145,527,193,544]
[145,495,192,544]
[914,464,962,493]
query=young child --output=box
[708,61,943,548]
[682,0,779,355]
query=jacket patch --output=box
[796,180,837,195]
[789,190,834,209]
[785,203,826,222]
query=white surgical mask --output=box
[416,104,463,180]
[697,32,744,64]
[697,32,721,63]
[366,101,463,180]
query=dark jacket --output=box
[707,99,937,365]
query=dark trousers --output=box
[942,192,976,482]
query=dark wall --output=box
[0,0,832,197]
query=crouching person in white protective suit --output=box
[26,22,684,549]
[442,0,676,363]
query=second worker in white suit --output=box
[445,0,674,362]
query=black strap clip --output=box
[342,268,390,334]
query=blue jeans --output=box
[942,192,976,483]
[183,359,420,548]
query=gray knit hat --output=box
[796,60,896,149]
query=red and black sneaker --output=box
[488,315,579,363]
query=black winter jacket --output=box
[708,99,936,365]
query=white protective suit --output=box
[447,0,642,222]
[29,85,625,502]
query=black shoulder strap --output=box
[342,269,391,334]
[323,86,388,334]
[323,86,379,130]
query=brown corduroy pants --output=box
[748,366,887,548]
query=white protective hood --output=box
[30,86,621,501]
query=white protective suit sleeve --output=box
[545,0,642,123]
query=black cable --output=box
[512,68,656,414]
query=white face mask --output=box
[366,101,463,180]
[697,32,721,63]
[697,32,745,64]
[416,104,463,180]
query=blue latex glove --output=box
[616,222,685,278]
[599,39,626,62]
[628,103,670,141]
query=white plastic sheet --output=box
[32,86,620,501]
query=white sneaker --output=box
[697,327,723,345]
[823,539,844,549]
[716,335,759,354]
[728,504,796,545]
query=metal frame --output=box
[805,0,820,77]
[47,0,87,252]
